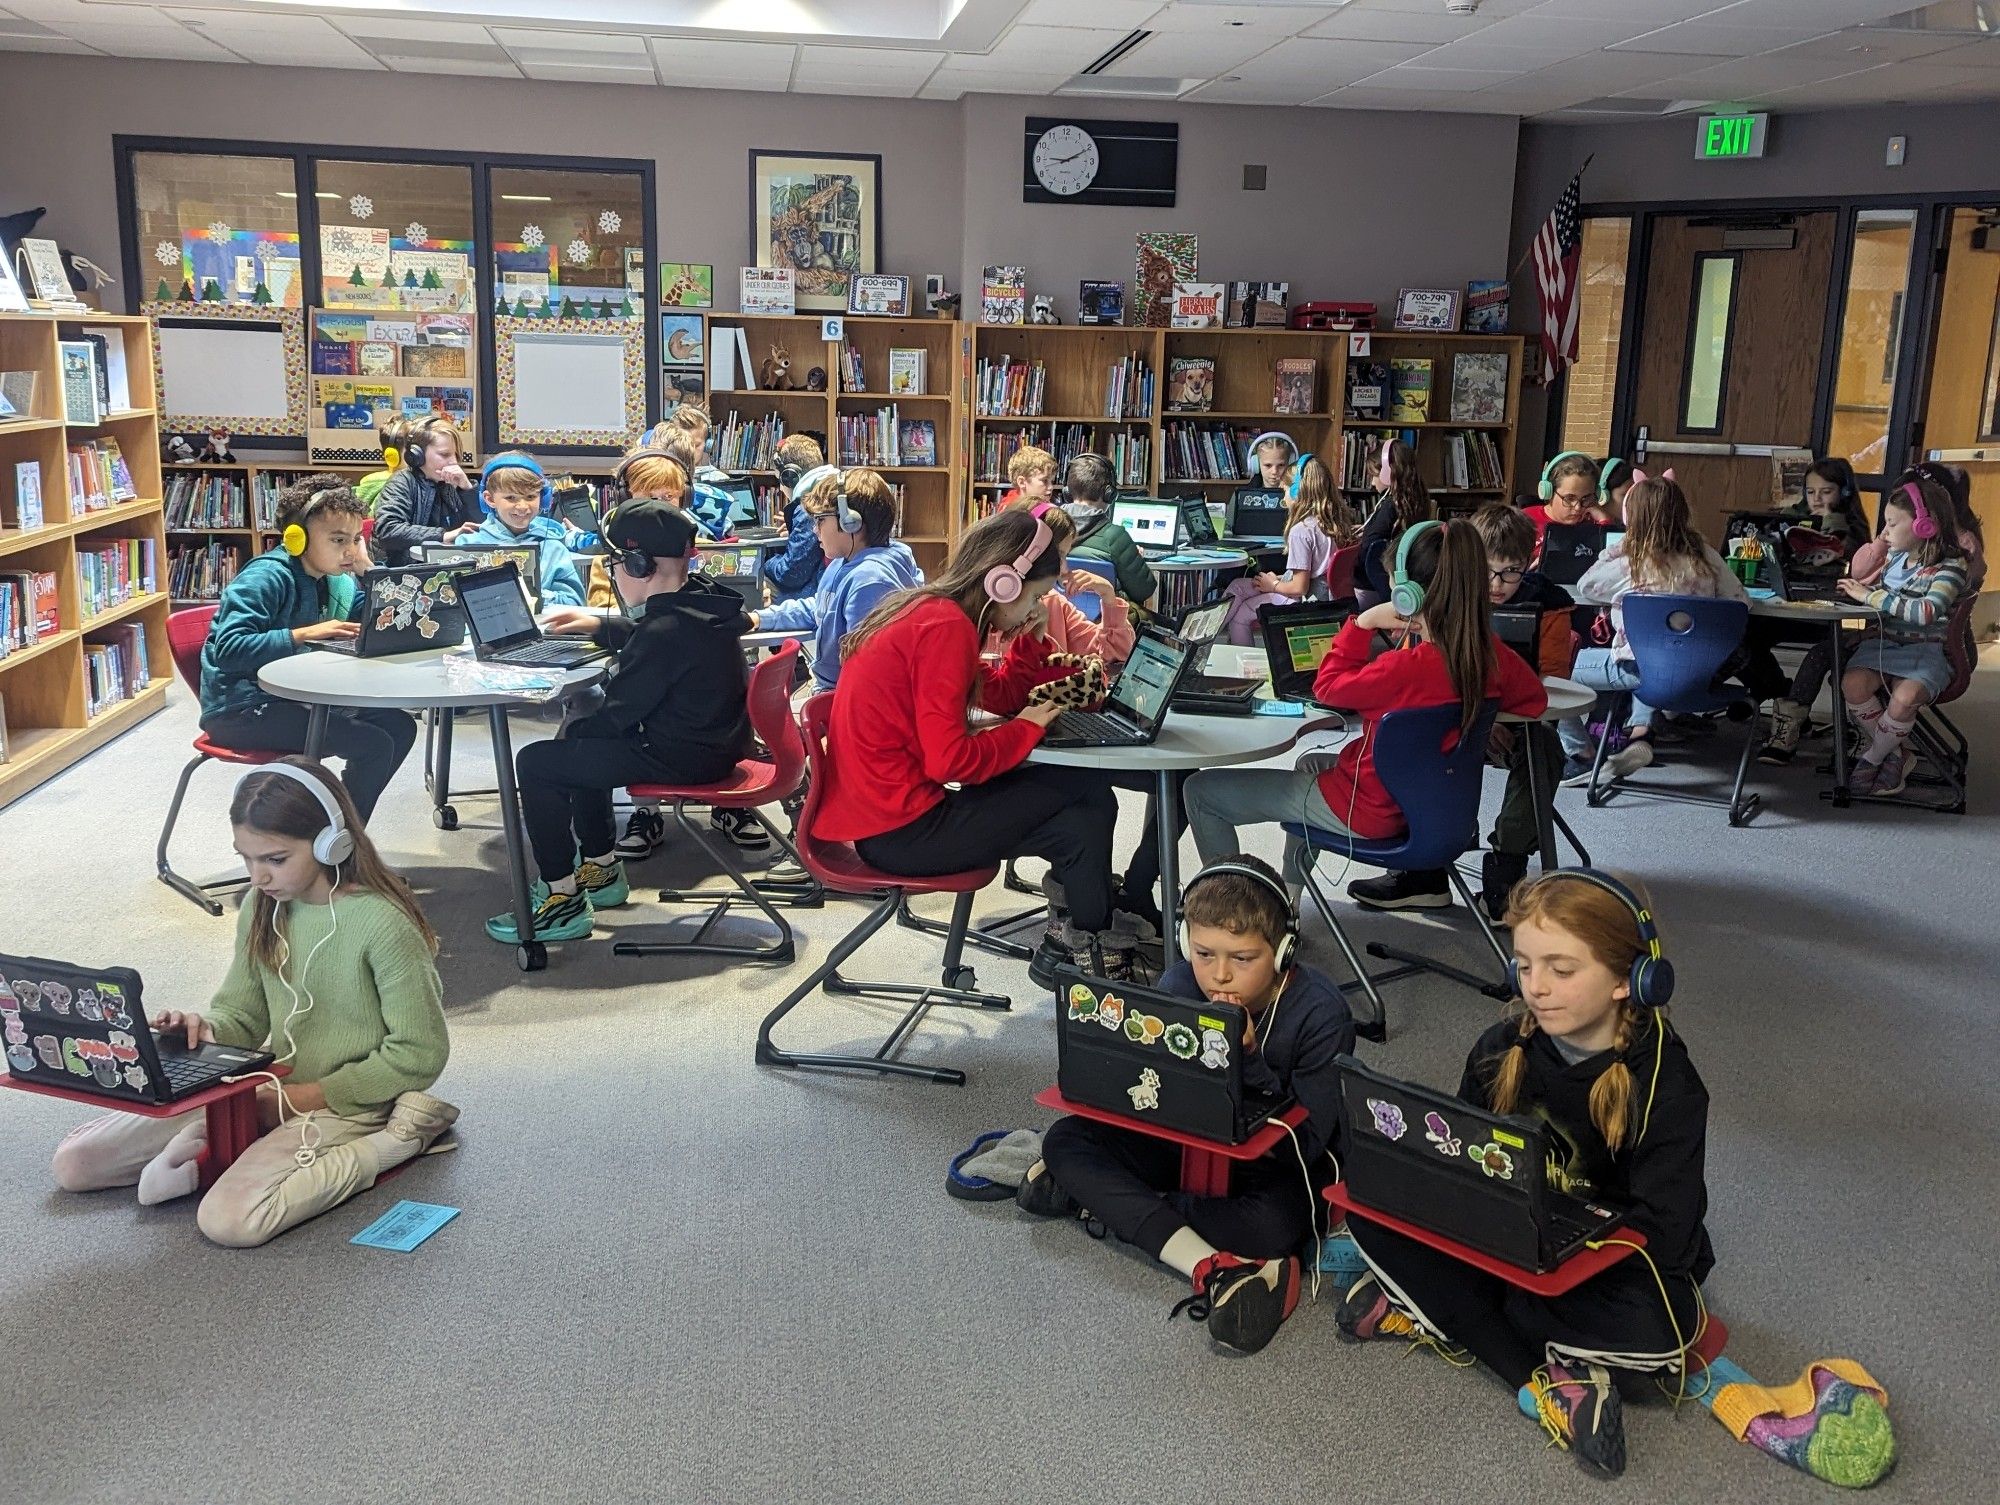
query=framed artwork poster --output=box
[749,150,881,313]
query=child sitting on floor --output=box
[461,452,585,607]
[1022,855,1355,1356]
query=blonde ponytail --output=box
[1588,1008,1639,1152]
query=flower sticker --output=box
[522,225,545,248]
[597,209,622,234]
[206,221,232,242]
[1162,1022,1199,1061]
[1424,1111,1461,1157]
[565,237,592,267]
[1468,1143,1514,1180]
[404,222,429,247]
[153,240,179,267]
[1367,1098,1407,1141]
[349,194,374,220]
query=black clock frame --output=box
[1023,117,1178,208]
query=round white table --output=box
[259,647,607,971]
[1748,594,1874,803]
[1030,710,1335,967]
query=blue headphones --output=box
[1284,452,1317,503]
[1538,450,1595,501]
[793,464,861,534]
[1389,517,1443,619]
[480,453,552,516]
[1505,869,1675,1009]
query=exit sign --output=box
[1696,113,1769,160]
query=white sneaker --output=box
[1604,740,1655,779]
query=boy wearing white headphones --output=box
[1023,855,1355,1356]
[750,467,923,694]
[459,452,585,607]
[490,498,753,945]
[199,476,417,821]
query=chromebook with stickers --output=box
[1335,1056,1625,1273]
[1054,965,1293,1146]
[1,954,274,1106]
[316,566,469,658]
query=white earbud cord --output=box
[228,869,340,1169]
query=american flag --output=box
[1532,166,1586,385]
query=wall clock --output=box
[1023,117,1178,208]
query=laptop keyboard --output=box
[1049,710,1133,743]
[156,1054,235,1094]
[501,639,592,667]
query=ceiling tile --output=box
[1223,36,1436,81]
[389,56,522,76]
[1413,37,1595,70]
[1911,37,2000,69]
[1466,12,1667,50]
[1806,58,2000,97]
[793,77,926,96]
[1300,8,1498,45]
[921,66,1068,97]
[1306,84,1472,111]
[1106,29,1288,74]
[1182,77,1323,104]
[1016,0,1163,27]
[1732,0,1913,25]
[53,22,233,60]
[1655,49,1880,95]
[513,61,657,84]
[0,32,93,52]
[334,19,499,46]
[647,36,795,85]
[1610,20,1838,57]
[1349,0,1540,12]
[1773,27,1982,63]
[1353,63,1525,91]
[1506,48,1726,91]
[796,44,946,78]
[492,28,649,55]
[1142,4,1329,36]
[962,25,1131,71]
[1523,0,1728,19]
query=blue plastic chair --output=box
[1355,535,1391,608]
[1064,556,1117,623]
[1283,699,1509,1042]
[1586,593,1761,826]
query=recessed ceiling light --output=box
[500,195,554,202]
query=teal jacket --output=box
[199,552,358,722]
[461,513,585,607]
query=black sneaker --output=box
[1171,1252,1301,1355]
[1529,1362,1628,1478]
[613,807,665,861]
[709,809,772,850]
[1480,850,1528,924]
[1347,869,1452,912]
[1559,755,1597,787]
[1015,1159,1081,1219]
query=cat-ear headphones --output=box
[479,454,551,517]
[1538,450,1593,501]
[1504,868,1675,1009]
[1901,479,1939,539]
[792,464,860,534]
[1390,517,1443,619]
[1176,860,1298,975]
[244,763,354,867]
[984,509,1053,604]
[282,488,339,558]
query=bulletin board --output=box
[148,304,307,437]
[494,315,645,448]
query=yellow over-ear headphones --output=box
[282,489,339,557]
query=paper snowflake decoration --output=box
[349,194,374,220]
[521,224,545,248]
[153,241,178,267]
[207,221,232,242]
[596,210,622,235]
[565,238,592,267]
[404,222,429,247]
[325,228,357,256]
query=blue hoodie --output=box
[461,513,585,607]
[757,540,923,691]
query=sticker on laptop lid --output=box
[7,1044,34,1072]
[1127,1067,1162,1113]
[99,984,131,1027]
[1199,1029,1229,1071]
[1366,1099,1407,1140]
[1162,1023,1199,1060]
[42,982,72,1015]
[1097,994,1126,1029]
[75,988,104,1022]
[1198,1014,1226,1033]
[1468,1143,1514,1180]
[1492,1129,1525,1148]
[33,1035,59,1069]
[1066,984,1098,1021]
[1424,1111,1461,1157]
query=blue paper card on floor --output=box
[352,1200,460,1251]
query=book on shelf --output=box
[402,344,467,378]
[897,419,937,467]
[740,267,796,316]
[167,541,247,602]
[1339,428,1419,491]
[1170,282,1225,329]
[839,343,867,393]
[715,409,788,471]
[971,423,1146,488]
[1345,361,1389,421]
[1272,358,1316,416]
[1078,282,1124,326]
[1165,358,1216,413]
[166,469,249,529]
[311,340,358,376]
[887,348,926,396]
[980,266,1026,325]
[77,332,113,414]
[78,325,133,412]
[974,356,1046,417]
[1103,353,1154,419]
[1388,359,1433,423]
[1448,352,1509,424]
[83,621,152,717]
[1227,282,1289,329]
[1,569,60,651]
[1134,232,1197,328]
[1438,429,1506,490]
[66,439,137,514]
[11,461,42,532]
[357,342,398,377]
[59,341,102,425]
[837,405,906,466]
[77,537,157,617]
[1161,421,1261,482]
[1464,279,1510,334]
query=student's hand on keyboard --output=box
[1018,701,1063,730]
[152,1010,215,1049]
[541,609,600,636]
[292,620,360,646]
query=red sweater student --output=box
[1185,520,1547,894]
[819,508,1131,984]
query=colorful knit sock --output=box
[1707,1359,1896,1488]
[1863,712,1913,766]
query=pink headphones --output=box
[1901,481,1939,540]
[985,506,1054,604]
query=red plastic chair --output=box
[612,640,820,963]
[1902,589,1980,814]
[158,606,282,914]
[755,693,1011,1086]
[1324,542,1361,601]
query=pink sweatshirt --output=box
[981,588,1136,664]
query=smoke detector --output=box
[1446,0,1482,13]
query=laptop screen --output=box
[1108,633,1188,729]
[460,566,537,646]
[1279,619,1339,675]
[1112,499,1179,548]
[1177,601,1228,644]
[724,482,758,526]
[1492,605,1542,671]
[1230,488,1287,538]
[1178,495,1217,544]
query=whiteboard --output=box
[157,321,291,422]
[510,333,627,433]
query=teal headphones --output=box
[1598,456,1630,496]
[1390,517,1443,619]
[480,453,551,516]
[1504,869,1676,1009]
[1538,450,1595,501]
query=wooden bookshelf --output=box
[0,312,170,812]
[161,459,377,605]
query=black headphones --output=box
[776,457,807,492]
[405,416,458,472]
[611,546,656,579]
[1504,868,1675,1009]
[604,447,688,512]
[1176,860,1298,975]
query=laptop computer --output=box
[2,954,275,1106]
[551,478,604,548]
[1492,603,1544,674]
[419,542,545,612]
[317,566,469,658]
[1337,1056,1626,1274]
[722,479,780,542]
[1258,599,1356,703]
[1767,540,1845,603]
[1228,488,1289,546]
[1171,599,1262,714]
[1111,498,1181,555]
[1040,629,1196,749]
[698,540,765,608]
[1178,495,1221,547]
[1054,965,1294,1146]
[459,561,609,669]
[1537,521,1607,587]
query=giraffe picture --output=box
[749,150,881,313]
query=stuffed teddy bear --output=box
[1026,651,1109,712]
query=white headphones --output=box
[793,464,861,534]
[1176,860,1299,975]
[243,763,355,867]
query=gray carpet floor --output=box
[3,672,1994,1504]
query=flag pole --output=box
[1508,154,1595,280]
